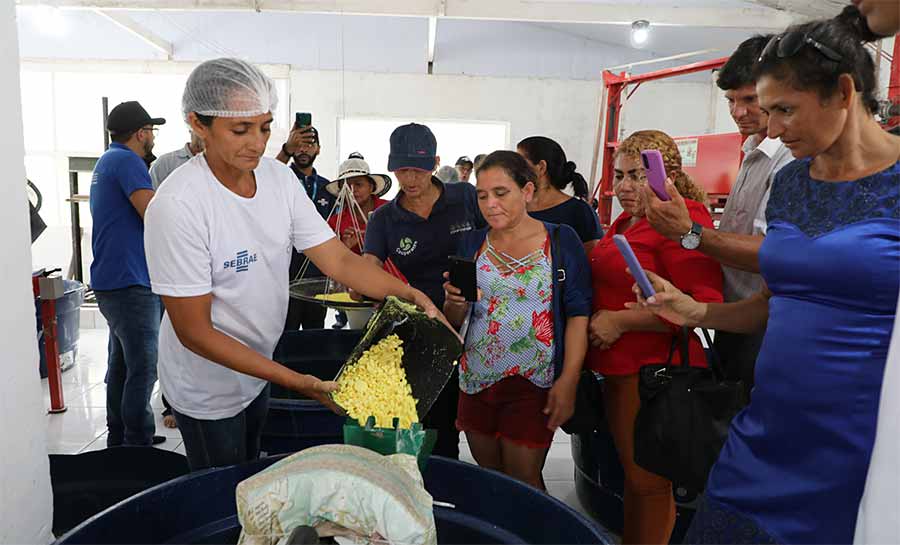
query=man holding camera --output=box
[277,123,335,330]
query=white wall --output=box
[289,69,604,182]
[0,1,54,542]
[20,59,290,278]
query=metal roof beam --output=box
[17,0,803,29]
[92,9,173,58]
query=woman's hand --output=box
[589,310,624,349]
[404,286,462,342]
[625,269,707,327]
[442,272,482,309]
[290,373,344,415]
[340,227,360,250]
[406,287,440,319]
[544,373,578,431]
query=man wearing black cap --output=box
[90,100,166,447]
[455,156,474,183]
[277,124,335,331]
[363,123,486,459]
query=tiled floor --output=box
[43,327,586,517]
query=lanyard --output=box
[306,175,318,202]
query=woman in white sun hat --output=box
[326,154,392,254]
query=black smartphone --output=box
[449,256,477,302]
[294,112,312,128]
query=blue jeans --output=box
[94,286,162,447]
[172,385,270,472]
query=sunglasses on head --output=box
[759,31,843,64]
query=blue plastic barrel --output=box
[55,455,615,544]
[35,279,85,378]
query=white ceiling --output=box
[14,1,846,80]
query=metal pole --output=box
[69,171,83,283]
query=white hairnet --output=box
[182,58,278,119]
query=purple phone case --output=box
[612,234,656,298]
[641,150,670,201]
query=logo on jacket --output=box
[224,250,258,272]
[449,221,474,235]
[396,237,417,257]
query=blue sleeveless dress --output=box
[686,159,900,544]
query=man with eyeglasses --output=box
[277,123,335,331]
[89,100,167,447]
[640,36,793,400]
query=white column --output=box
[0,2,54,542]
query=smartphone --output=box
[448,256,477,302]
[641,149,670,201]
[294,112,312,129]
[612,235,656,298]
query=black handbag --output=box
[633,327,747,492]
[561,369,604,434]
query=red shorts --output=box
[456,375,554,450]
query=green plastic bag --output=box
[344,416,438,472]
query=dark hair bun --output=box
[835,5,882,42]
[564,161,577,176]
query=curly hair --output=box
[614,130,708,205]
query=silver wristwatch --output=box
[680,222,703,250]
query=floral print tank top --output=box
[460,237,555,394]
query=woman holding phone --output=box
[588,130,723,544]
[633,8,900,543]
[443,150,591,490]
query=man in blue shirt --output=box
[89,100,166,447]
[277,124,335,330]
[363,123,485,459]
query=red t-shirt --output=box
[587,199,724,376]
[327,198,389,254]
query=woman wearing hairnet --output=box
[144,58,440,471]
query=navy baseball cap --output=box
[388,123,437,172]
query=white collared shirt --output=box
[718,134,793,302]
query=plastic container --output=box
[343,417,437,472]
[50,448,189,537]
[54,454,616,545]
[35,279,85,378]
[263,329,363,454]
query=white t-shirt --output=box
[144,154,334,420]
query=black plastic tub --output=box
[55,454,616,545]
[572,428,699,543]
[263,330,363,454]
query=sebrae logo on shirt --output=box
[223,250,258,273]
[396,237,417,257]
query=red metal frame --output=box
[593,57,730,227]
[33,275,66,413]
[888,39,900,130]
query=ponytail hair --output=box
[517,136,589,199]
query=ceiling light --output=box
[631,20,650,47]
